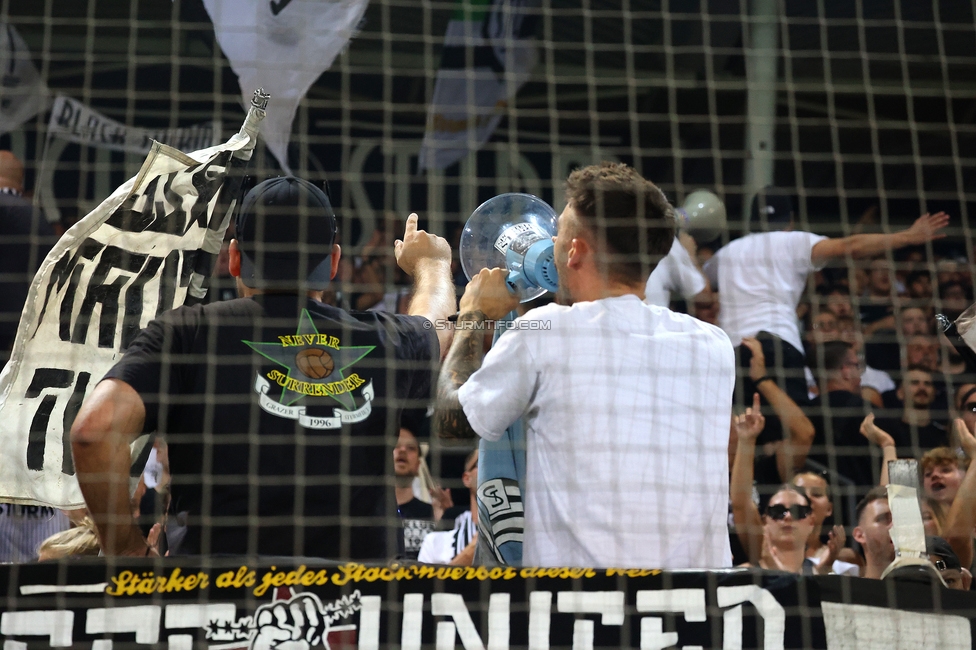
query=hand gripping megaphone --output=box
[459,193,559,303]
[674,189,727,242]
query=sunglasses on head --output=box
[766,504,813,521]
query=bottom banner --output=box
[2,559,976,648]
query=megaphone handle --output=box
[505,271,519,294]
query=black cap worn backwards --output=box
[750,186,795,230]
[235,176,337,291]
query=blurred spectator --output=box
[418,449,478,565]
[824,285,855,320]
[730,393,816,573]
[690,287,720,326]
[802,309,840,399]
[905,270,933,300]
[905,335,940,373]
[954,384,976,436]
[936,259,965,288]
[836,315,858,349]
[926,536,971,590]
[809,342,875,495]
[807,310,839,346]
[921,496,947,538]
[874,366,949,458]
[792,470,857,575]
[859,258,896,338]
[395,428,435,560]
[938,280,971,322]
[921,447,966,508]
[852,486,895,579]
[899,305,932,336]
[0,150,55,369]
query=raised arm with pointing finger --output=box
[395,212,458,359]
[741,336,815,481]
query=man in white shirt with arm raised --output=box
[433,163,736,569]
[704,187,948,444]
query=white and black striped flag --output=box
[0,92,268,508]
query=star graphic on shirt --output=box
[243,310,374,409]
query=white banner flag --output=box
[203,0,368,174]
[0,97,266,508]
[0,23,50,135]
[47,95,221,154]
[418,0,539,171]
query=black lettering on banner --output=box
[58,264,85,342]
[25,369,74,471]
[180,250,198,288]
[120,257,163,350]
[189,152,233,233]
[162,171,189,235]
[156,250,181,314]
[60,372,90,475]
[106,175,162,233]
[55,97,75,128]
[71,246,147,348]
[32,238,105,340]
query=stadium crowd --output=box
[1,148,975,590]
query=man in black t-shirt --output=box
[875,366,948,459]
[394,428,434,559]
[71,176,456,559]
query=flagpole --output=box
[937,314,976,376]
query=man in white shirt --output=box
[644,232,707,307]
[433,163,736,569]
[704,187,948,443]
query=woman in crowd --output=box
[731,393,817,573]
[792,470,857,575]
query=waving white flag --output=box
[0,23,49,135]
[203,0,368,173]
[0,94,267,508]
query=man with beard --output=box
[852,486,896,579]
[875,366,949,457]
[432,162,736,569]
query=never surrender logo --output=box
[243,310,376,429]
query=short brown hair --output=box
[855,486,888,526]
[921,447,968,474]
[564,162,675,284]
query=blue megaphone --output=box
[459,193,559,302]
